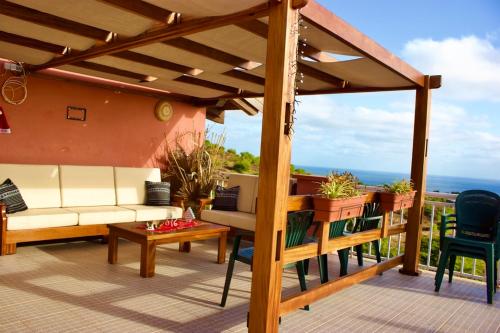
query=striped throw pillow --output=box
[0,178,28,214]
[213,185,240,211]
[145,181,170,206]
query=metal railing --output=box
[353,190,487,281]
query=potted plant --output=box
[313,171,367,221]
[378,179,416,211]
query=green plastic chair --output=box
[318,203,383,281]
[435,190,500,304]
[220,210,314,308]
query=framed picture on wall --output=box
[66,106,86,121]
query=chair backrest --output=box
[285,210,314,248]
[455,190,500,241]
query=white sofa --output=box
[0,164,182,255]
[200,173,259,231]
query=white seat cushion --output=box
[120,205,182,221]
[114,167,162,205]
[60,165,116,207]
[201,210,256,231]
[67,206,136,225]
[0,164,61,208]
[6,208,78,230]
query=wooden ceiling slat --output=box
[164,37,260,70]
[298,62,345,88]
[72,61,151,81]
[0,0,111,42]
[300,1,424,87]
[112,50,202,75]
[174,75,241,94]
[27,2,272,72]
[222,69,265,86]
[236,19,333,62]
[0,31,66,54]
[97,0,175,23]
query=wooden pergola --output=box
[0,0,440,331]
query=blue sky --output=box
[210,0,500,180]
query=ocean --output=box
[295,165,500,195]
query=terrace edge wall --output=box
[0,75,205,169]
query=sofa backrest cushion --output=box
[0,164,61,208]
[60,165,116,207]
[227,173,259,213]
[114,167,161,205]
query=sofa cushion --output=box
[0,164,61,208]
[201,209,256,231]
[145,181,170,206]
[212,185,239,211]
[120,204,183,221]
[6,208,78,230]
[0,178,28,214]
[60,165,116,207]
[67,206,135,225]
[227,173,259,214]
[114,167,161,205]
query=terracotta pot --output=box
[313,194,367,221]
[378,191,416,211]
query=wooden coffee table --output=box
[107,221,229,278]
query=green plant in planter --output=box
[379,179,416,211]
[318,171,361,199]
[314,171,366,222]
[383,179,414,194]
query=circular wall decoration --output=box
[154,100,174,122]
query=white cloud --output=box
[402,36,500,102]
[292,95,500,179]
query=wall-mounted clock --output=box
[154,100,174,122]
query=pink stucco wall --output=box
[0,75,206,169]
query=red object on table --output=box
[137,219,200,232]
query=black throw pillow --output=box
[212,185,240,211]
[145,181,170,206]
[0,178,28,214]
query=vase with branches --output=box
[164,130,226,216]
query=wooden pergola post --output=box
[401,75,432,275]
[248,0,298,331]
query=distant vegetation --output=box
[205,140,310,175]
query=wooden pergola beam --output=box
[236,19,335,62]
[27,2,272,72]
[174,75,242,94]
[163,37,261,71]
[112,51,203,76]
[0,0,111,42]
[71,61,154,82]
[97,0,176,23]
[221,69,266,86]
[298,62,346,87]
[300,0,425,87]
[0,31,66,55]
[401,75,432,275]
[248,0,298,331]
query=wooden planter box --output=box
[378,191,416,211]
[313,194,367,221]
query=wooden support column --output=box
[401,75,432,275]
[248,0,298,331]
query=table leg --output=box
[108,232,118,264]
[218,231,227,264]
[140,240,156,278]
[179,241,191,253]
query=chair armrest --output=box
[171,195,185,209]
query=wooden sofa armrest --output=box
[1,203,7,255]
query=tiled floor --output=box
[0,238,498,332]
